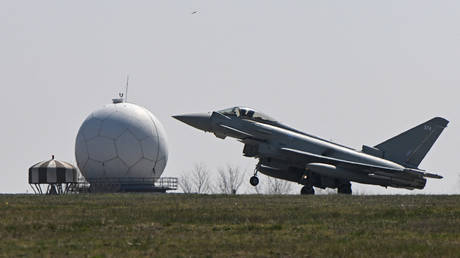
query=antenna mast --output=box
[125,75,130,102]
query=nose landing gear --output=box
[250,167,259,186]
[250,176,259,186]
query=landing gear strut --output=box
[337,182,352,195]
[300,185,315,195]
[250,167,259,186]
[300,172,315,195]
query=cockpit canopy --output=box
[218,106,277,123]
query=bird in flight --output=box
[191,11,198,14]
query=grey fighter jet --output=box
[173,107,448,194]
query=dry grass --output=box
[0,194,459,257]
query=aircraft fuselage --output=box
[174,107,446,194]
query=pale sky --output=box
[1,1,459,194]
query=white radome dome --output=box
[75,102,168,182]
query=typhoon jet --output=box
[173,107,448,194]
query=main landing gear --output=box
[300,173,315,195]
[250,167,259,186]
[300,185,315,195]
[337,182,352,195]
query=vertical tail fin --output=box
[374,117,449,168]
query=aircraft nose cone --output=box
[173,113,212,132]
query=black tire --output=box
[250,176,259,186]
[300,185,315,195]
[337,183,352,195]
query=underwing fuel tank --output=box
[306,163,366,182]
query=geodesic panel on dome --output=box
[154,158,167,177]
[158,135,168,157]
[99,113,129,139]
[84,159,106,178]
[129,120,154,141]
[116,104,140,123]
[116,131,143,167]
[91,105,116,120]
[141,137,159,160]
[130,158,155,177]
[104,158,129,177]
[86,137,117,161]
[119,106,153,140]
[83,117,102,140]
[156,120,169,150]
[75,133,88,167]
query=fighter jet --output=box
[173,107,448,194]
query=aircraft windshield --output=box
[218,106,277,123]
[218,107,239,116]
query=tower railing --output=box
[70,177,178,193]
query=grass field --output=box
[0,194,459,257]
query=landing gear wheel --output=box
[301,185,315,195]
[337,183,352,195]
[250,176,259,186]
